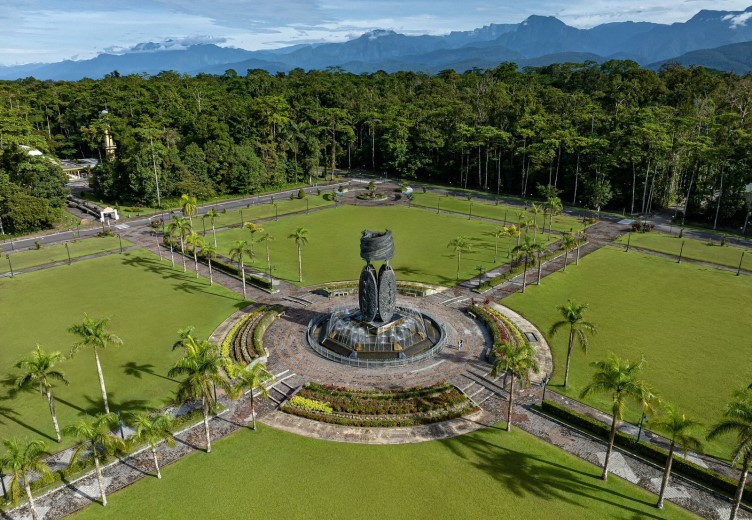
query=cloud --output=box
[103,36,228,54]
[724,12,752,27]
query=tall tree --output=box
[180,194,198,225]
[447,236,473,281]
[230,362,275,430]
[168,333,231,453]
[167,216,192,273]
[201,243,217,286]
[491,341,539,431]
[244,222,264,253]
[511,236,538,293]
[65,413,128,506]
[707,388,752,520]
[68,315,123,414]
[548,300,597,387]
[185,230,204,278]
[288,227,309,283]
[559,232,577,271]
[204,208,219,248]
[229,240,253,300]
[129,411,176,479]
[652,404,703,510]
[14,345,68,442]
[580,355,654,480]
[258,231,274,280]
[0,439,52,520]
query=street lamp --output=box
[637,413,648,442]
[540,373,551,404]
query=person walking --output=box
[458,339,464,351]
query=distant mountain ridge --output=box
[2,6,752,80]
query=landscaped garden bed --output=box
[222,305,284,365]
[281,382,478,427]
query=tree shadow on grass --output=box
[0,398,57,442]
[79,394,151,417]
[121,362,179,383]
[441,432,664,519]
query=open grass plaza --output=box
[1,180,750,520]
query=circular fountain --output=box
[307,230,445,366]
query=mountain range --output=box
[3,6,752,80]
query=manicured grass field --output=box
[0,251,245,452]
[205,195,334,229]
[0,236,131,274]
[615,231,751,270]
[215,205,551,286]
[72,424,695,520]
[503,246,752,458]
[411,192,586,234]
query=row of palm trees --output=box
[2,325,275,518]
[447,226,586,289]
[489,300,751,519]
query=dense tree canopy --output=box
[1,61,751,231]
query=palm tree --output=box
[180,194,198,225]
[502,225,520,257]
[68,315,123,414]
[65,413,127,506]
[533,241,546,285]
[0,439,52,520]
[167,216,191,273]
[129,411,176,479]
[14,345,69,442]
[201,243,217,286]
[652,404,703,509]
[168,335,231,453]
[231,362,275,430]
[548,300,597,388]
[707,388,752,520]
[560,232,577,271]
[244,222,264,253]
[205,208,219,248]
[528,203,542,243]
[258,232,274,280]
[492,228,504,263]
[511,236,537,293]
[447,236,473,281]
[289,227,309,283]
[185,230,204,278]
[229,240,254,300]
[546,196,563,239]
[575,231,588,265]
[580,355,654,480]
[491,341,539,431]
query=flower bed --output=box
[281,382,478,427]
[221,305,283,365]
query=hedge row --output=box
[469,305,509,345]
[221,306,268,365]
[207,257,273,291]
[304,381,455,400]
[540,400,751,504]
[484,306,526,347]
[251,306,283,358]
[296,385,466,415]
[281,403,479,428]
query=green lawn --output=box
[615,231,751,270]
[0,250,245,453]
[72,424,695,520]
[215,205,551,286]
[0,236,130,274]
[206,195,334,229]
[411,192,586,234]
[503,246,752,458]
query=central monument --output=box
[308,229,444,364]
[358,230,396,323]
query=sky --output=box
[1,0,752,66]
